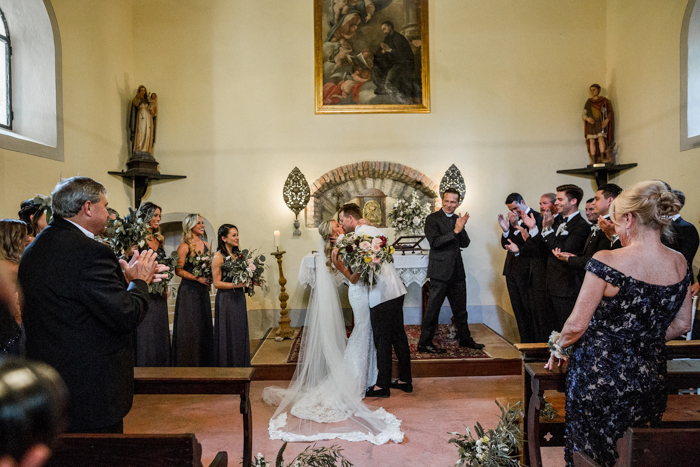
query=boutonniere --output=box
[591,224,601,234]
[556,223,568,236]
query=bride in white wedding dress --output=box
[262,220,403,445]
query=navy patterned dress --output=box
[565,258,690,466]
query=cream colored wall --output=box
[2,1,616,334]
[607,0,700,276]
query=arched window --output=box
[0,7,11,130]
[682,0,700,150]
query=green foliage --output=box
[388,191,432,236]
[335,232,393,286]
[220,248,268,296]
[187,250,213,280]
[251,443,352,467]
[101,207,150,259]
[148,250,179,295]
[448,401,523,467]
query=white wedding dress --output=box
[262,243,402,445]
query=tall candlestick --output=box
[274,230,281,249]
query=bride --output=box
[261,219,403,444]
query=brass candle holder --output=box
[271,250,294,339]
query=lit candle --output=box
[274,230,281,248]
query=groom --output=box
[339,203,413,398]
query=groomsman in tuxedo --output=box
[19,177,164,433]
[553,184,622,270]
[663,189,699,280]
[418,188,484,353]
[585,198,598,224]
[498,193,542,343]
[339,203,412,398]
[542,184,590,330]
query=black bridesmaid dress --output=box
[134,246,172,367]
[172,246,213,367]
[213,274,251,367]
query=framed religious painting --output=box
[314,0,430,114]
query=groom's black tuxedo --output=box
[19,217,150,432]
[567,217,614,270]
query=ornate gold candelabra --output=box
[272,250,294,339]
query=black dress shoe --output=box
[417,344,447,354]
[365,387,390,398]
[459,338,485,350]
[390,381,413,393]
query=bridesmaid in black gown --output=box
[134,202,171,367]
[173,214,213,367]
[212,224,251,367]
[545,181,693,466]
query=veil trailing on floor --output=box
[261,239,403,444]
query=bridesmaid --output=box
[133,202,171,367]
[212,224,251,367]
[172,214,213,367]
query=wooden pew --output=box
[514,341,700,467]
[133,367,255,467]
[46,433,227,467]
[573,427,700,467]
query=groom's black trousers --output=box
[370,294,412,389]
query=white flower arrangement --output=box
[251,443,351,467]
[387,192,432,236]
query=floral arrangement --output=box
[448,401,523,467]
[335,232,394,286]
[252,442,352,467]
[102,207,150,259]
[387,191,432,236]
[220,248,268,296]
[181,250,213,280]
[148,250,179,296]
[32,195,52,224]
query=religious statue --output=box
[363,199,382,226]
[582,83,614,165]
[129,85,158,158]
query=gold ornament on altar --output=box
[282,167,311,236]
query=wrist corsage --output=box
[547,331,573,359]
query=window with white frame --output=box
[0,7,11,130]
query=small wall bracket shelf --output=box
[108,165,186,209]
[556,163,637,189]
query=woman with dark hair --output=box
[211,224,250,367]
[173,214,213,367]
[0,357,68,467]
[18,198,50,244]
[0,220,28,356]
[133,202,171,367]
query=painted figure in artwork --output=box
[130,85,158,157]
[372,21,416,101]
[583,84,614,165]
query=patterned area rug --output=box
[285,324,490,364]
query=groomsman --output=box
[663,189,699,280]
[498,193,542,343]
[419,188,483,353]
[553,184,622,270]
[542,184,590,330]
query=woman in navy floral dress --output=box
[546,181,693,467]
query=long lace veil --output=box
[262,238,403,444]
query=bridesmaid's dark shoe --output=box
[459,338,485,350]
[365,387,390,398]
[390,381,413,393]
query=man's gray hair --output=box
[51,177,107,218]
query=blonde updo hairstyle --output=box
[609,181,681,240]
[318,219,335,270]
[182,213,202,257]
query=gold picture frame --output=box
[314,0,430,114]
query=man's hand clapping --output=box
[120,249,169,285]
[521,211,536,230]
[542,209,554,229]
[598,216,616,241]
[497,214,509,233]
[454,212,470,234]
[505,239,520,254]
[552,247,575,262]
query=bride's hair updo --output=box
[318,219,335,270]
[609,180,680,239]
[182,213,202,257]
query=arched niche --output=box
[305,161,440,228]
[160,212,216,255]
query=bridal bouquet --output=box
[148,250,179,296]
[387,191,432,236]
[182,250,213,280]
[220,248,268,296]
[102,207,150,259]
[335,232,395,286]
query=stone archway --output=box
[305,161,440,228]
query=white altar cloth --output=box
[298,253,429,289]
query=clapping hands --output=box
[542,209,554,229]
[552,247,575,262]
[120,249,170,285]
[598,216,616,240]
[454,212,470,234]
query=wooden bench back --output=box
[616,427,700,466]
[45,433,227,467]
[515,340,700,362]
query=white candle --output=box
[274,230,281,247]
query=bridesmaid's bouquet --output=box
[148,250,179,296]
[102,207,150,259]
[220,248,268,296]
[186,250,213,280]
[335,232,395,286]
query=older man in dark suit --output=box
[418,188,483,353]
[19,176,163,433]
[663,189,699,280]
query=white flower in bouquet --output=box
[336,233,344,244]
[359,241,371,252]
[413,216,421,225]
[388,191,432,236]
